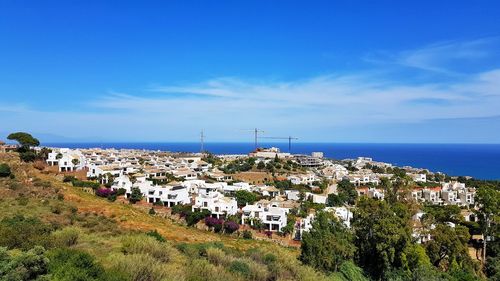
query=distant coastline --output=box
[42,142,500,180]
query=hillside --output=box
[0,151,360,281]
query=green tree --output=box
[46,248,125,281]
[7,132,40,147]
[0,163,11,177]
[336,179,357,205]
[475,185,500,267]
[234,190,257,207]
[327,193,345,207]
[0,246,49,280]
[0,215,53,250]
[423,205,463,224]
[425,224,473,271]
[128,187,143,204]
[300,211,356,272]
[352,198,412,279]
[257,161,265,170]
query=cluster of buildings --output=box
[44,147,477,240]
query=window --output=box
[203,202,208,207]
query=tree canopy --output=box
[300,211,356,272]
[352,198,412,279]
[234,190,257,207]
[7,132,40,147]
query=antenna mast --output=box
[200,130,205,153]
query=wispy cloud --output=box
[365,37,500,75]
[2,38,500,142]
[93,68,500,123]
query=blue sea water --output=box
[42,142,500,180]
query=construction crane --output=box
[241,128,265,149]
[259,136,298,153]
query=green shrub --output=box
[72,179,100,189]
[108,253,170,281]
[0,215,53,250]
[116,188,126,196]
[263,253,277,264]
[187,258,241,281]
[20,151,36,162]
[51,227,80,247]
[206,247,233,267]
[0,246,49,280]
[229,260,251,278]
[121,235,177,262]
[16,195,29,206]
[46,248,120,281]
[186,209,211,226]
[242,230,253,239]
[63,175,76,182]
[0,163,11,177]
[146,230,166,243]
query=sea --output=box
[41,142,500,180]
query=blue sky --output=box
[1,0,500,143]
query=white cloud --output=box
[2,38,500,142]
[92,68,500,124]
[366,37,500,75]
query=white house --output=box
[192,192,238,218]
[111,174,133,192]
[325,207,353,228]
[294,213,314,240]
[160,185,191,207]
[47,148,86,172]
[285,190,301,201]
[241,203,288,231]
[287,173,317,186]
[305,192,327,204]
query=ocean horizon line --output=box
[40,141,500,145]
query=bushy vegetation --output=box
[71,178,101,189]
[222,158,255,174]
[0,163,11,177]
[234,190,258,207]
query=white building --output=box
[325,206,353,228]
[249,147,291,159]
[160,185,191,207]
[294,213,314,240]
[46,148,86,172]
[192,192,238,218]
[305,192,327,204]
[241,203,288,231]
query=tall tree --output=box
[128,187,143,204]
[234,190,257,207]
[7,132,40,147]
[475,186,500,267]
[336,179,357,205]
[425,224,474,272]
[352,198,412,279]
[300,211,356,272]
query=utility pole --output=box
[200,130,205,153]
